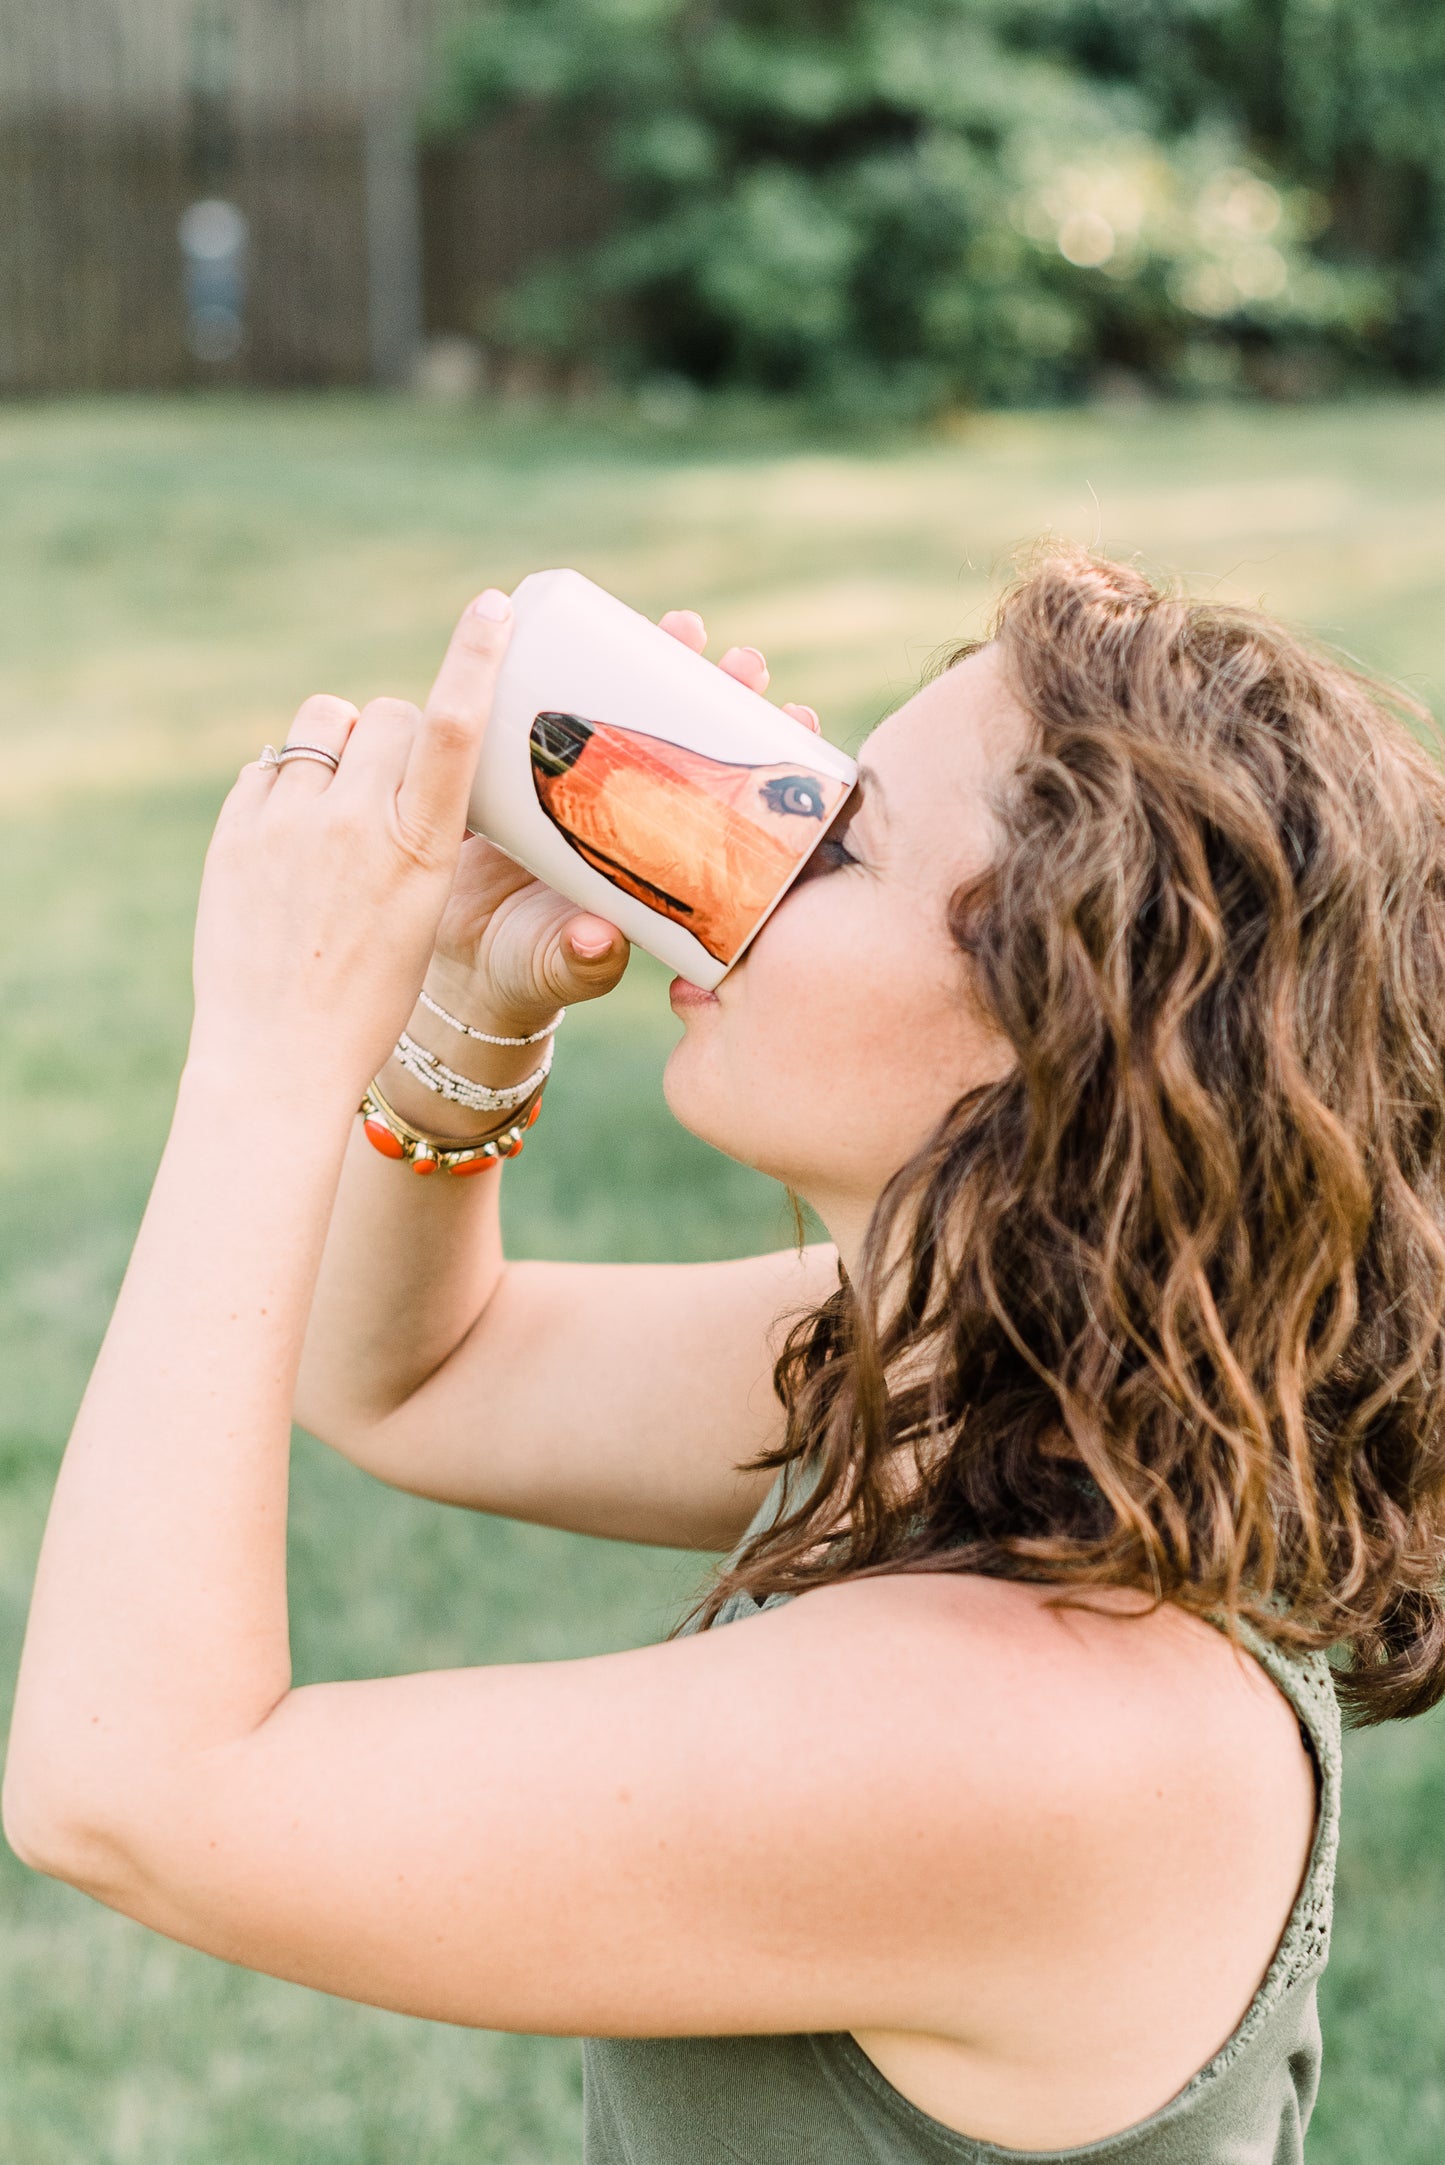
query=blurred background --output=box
[6,0,1445,408]
[3,4,1445,2163]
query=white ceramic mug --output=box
[467,569,858,989]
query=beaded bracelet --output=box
[392,1029,554,1115]
[359,1079,543,1177]
[418,986,564,1048]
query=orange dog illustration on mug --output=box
[529,710,853,965]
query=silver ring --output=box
[275,743,342,773]
[258,741,342,773]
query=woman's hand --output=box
[425,608,822,1036]
[190,590,521,1096]
[191,591,824,1089]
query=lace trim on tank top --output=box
[1175,1623,1340,2083]
[809,1620,1342,2163]
[712,1588,1341,2150]
[711,1469,1342,2116]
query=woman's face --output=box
[663,645,1032,1261]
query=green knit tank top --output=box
[583,1481,1342,2165]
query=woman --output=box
[7,549,1445,2164]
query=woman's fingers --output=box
[718,644,769,693]
[659,608,707,652]
[659,613,815,722]
[336,695,423,802]
[264,694,360,793]
[659,611,770,695]
[398,589,514,858]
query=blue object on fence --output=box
[178,199,249,364]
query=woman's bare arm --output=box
[4,591,1317,2158]
[296,1103,838,1551]
[6,1032,1313,2145]
[293,603,835,1554]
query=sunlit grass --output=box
[3,390,1445,2161]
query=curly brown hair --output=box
[696,547,1445,1725]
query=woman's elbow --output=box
[2,1755,147,1900]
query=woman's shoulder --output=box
[736,1569,1319,1983]
[732,1569,1322,2139]
[762,1566,1321,1774]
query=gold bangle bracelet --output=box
[359,1078,544,1178]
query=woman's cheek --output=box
[748,871,857,997]
[666,884,884,1160]
[745,923,890,1117]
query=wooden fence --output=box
[0,115,382,393]
[421,108,616,366]
[0,0,611,397]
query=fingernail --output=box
[740,646,768,671]
[570,930,614,959]
[797,705,821,731]
[468,588,512,622]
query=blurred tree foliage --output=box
[1015,0,1445,380]
[433,0,1438,410]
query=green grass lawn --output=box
[3,390,1445,2162]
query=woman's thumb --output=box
[551,914,629,1001]
[568,916,619,963]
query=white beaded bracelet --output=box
[392,1030,555,1115]
[418,986,565,1047]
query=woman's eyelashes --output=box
[797,818,862,881]
[813,831,860,872]
[791,780,868,882]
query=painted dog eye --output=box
[758,774,827,821]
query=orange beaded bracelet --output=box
[359,1078,543,1178]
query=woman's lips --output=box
[669,976,719,1012]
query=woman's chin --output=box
[660,1036,704,1118]
[661,1042,743,1157]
